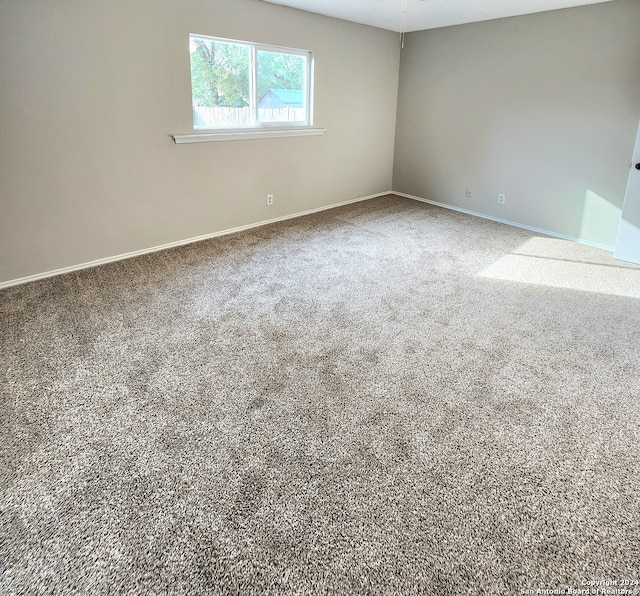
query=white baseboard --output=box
[393,192,615,253]
[0,191,391,290]
[1,189,615,290]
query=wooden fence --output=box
[193,106,306,128]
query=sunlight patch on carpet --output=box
[478,237,640,299]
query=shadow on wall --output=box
[399,102,629,248]
[478,236,640,299]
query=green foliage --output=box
[190,39,250,107]
[257,51,305,100]
[190,37,306,107]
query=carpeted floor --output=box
[1,195,639,594]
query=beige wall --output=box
[0,0,400,284]
[393,0,640,248]
[4,1,639,285]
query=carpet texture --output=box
[1,195,639,594]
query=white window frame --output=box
[189,34,314,131]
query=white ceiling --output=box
[262,0,615,33]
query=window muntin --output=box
[190,35,312,130]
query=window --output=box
[189,35,312,130]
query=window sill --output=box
[172,128,326,144]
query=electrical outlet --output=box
[266,193,274,206]
[497,193,506,205]
[465,186,472,197]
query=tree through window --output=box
[190,35,312,129]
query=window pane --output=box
[257,50,307,123]
[190,36,251,128]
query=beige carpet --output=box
[1,195,639,594]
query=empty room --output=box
[1,0,639,593]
